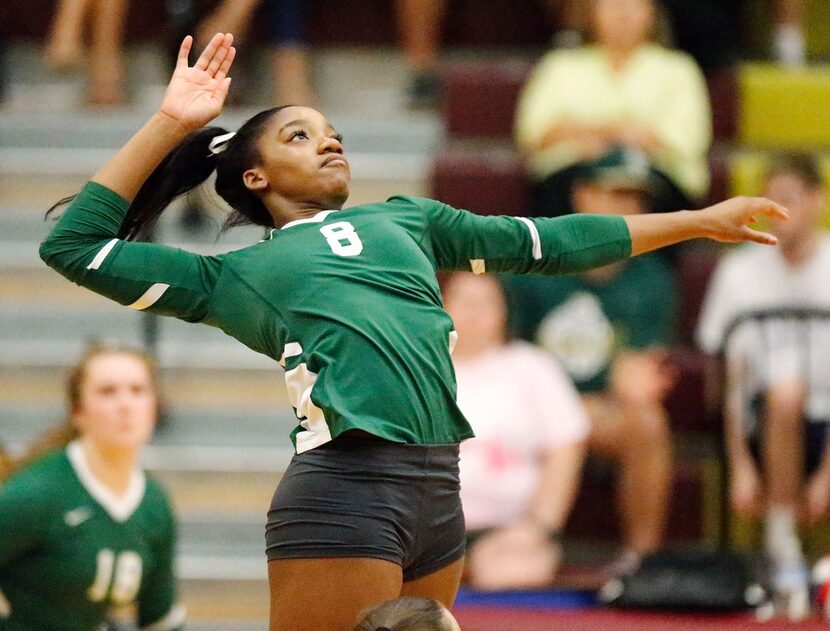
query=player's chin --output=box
[321,175,351,207]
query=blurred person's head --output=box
[69,344,159,456]
[763,153,826,255]
[571,151,653,216]
[0,343,159,481]
[591,0,657,53]
[352,597,460,631]
[443,272,508,358]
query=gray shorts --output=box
[265,431,465,582]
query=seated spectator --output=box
[696,153,830,616]
[0,343,183,630]
[505,155,678,575]
[43,0,130,106]
[515,0,711,216]
[352,597,460,631]
[443,272,589,590]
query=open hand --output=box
[700,196,789,246]
[158,33,236,133]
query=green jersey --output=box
[41,181,632,452]
[0,442,183,631]
[506,255,677,392]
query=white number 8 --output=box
[320,222,363,257]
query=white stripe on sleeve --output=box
[86,239,119,270]
[127,283,170,310]
[515,217,542,260]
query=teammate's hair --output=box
[352,597,456,631]
[0,343,159,483]
[766,152,824,190]
[46,105,293,240]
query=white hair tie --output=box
[208,131,237,155]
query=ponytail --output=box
[118,126,227,240]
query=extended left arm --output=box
[419,195,786,275]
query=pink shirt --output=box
[455,341,590,530]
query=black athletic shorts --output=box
[265,431,465,581]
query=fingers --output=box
[747,196,790,221]
[176,36,193,69]
[205,33,234,76]
[215,46,236,83]
[195,32,229,71]
[743,226,778,246]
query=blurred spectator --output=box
[43,0,129,106]
[506,155,678,574]
[0,343,183,629]
[515,0,712,217]
[176,0,314,105]
[395,0,446,108]
[443,272,589,590]
[352,596,460,631]
[546,0,807,69]
[696,153,830,615]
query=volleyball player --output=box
[0,344,183,630]
[40,32,787,631]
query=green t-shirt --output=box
[41,182,632,452]
[506,255,677,392]
[0,443,182,631]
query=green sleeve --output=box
[413,197,632,275]
[40,181,223,323]
[0,473,47,567]
[137,496,184,631]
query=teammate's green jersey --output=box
[0,442,183,631]
[41,181,632,452]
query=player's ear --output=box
[243,167,267,192]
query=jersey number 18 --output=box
[87,549,143,604]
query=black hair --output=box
[766,152,824,191]
[46,106,293,240]
[352,597,454,631]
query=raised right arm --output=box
[40,34,236,323]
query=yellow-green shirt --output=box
[515,44,712,200]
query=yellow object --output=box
[739,63,830,148]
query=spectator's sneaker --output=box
[406,71,439,110]
[772,559,810,620]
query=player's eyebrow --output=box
[280,119,339,135]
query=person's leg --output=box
[87,0,128,105]
[586,395,672,558]
[268,557,403,631]
[400,557,465,607]
[466,526,561,590]
[263,0,314,105]
[762,382,806,559]
[395,0,447,107]
[44,0,92,69]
